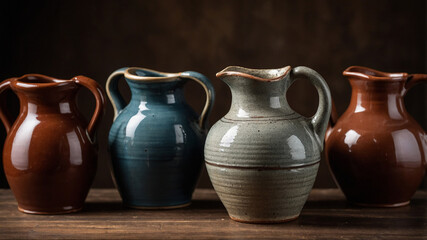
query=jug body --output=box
[205,66,331,223]
[0,74,105,214]
[326,66,427,207]
[107,67,214,208]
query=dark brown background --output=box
[0,0,426,189]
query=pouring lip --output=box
[125,67,181,82]
[343,66,408,81]
[216,66,291,82]
[11,74,74,90]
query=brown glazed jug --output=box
[0,74,105,214]
[326,66,427,207]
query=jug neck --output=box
[344,66,408,119]
[127,79,186,104]
[124,67,187,104]
[217,66,295,120]
[10,75,79,115]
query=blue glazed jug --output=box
[106,67,214,209]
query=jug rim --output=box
[125,67,181,82]
[216,66,291,82]
[343,66,408,81]
[11,74,75,90]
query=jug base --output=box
[18,206,83,215]
[229,214,299,224]
[350,200,410,208]
[126,201,191,210]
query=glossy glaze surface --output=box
[107,67,214,208]
[0,74,105,214]
[205,66,331,223]
[326,66,427,207]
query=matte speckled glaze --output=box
[326,66,427,207]
[107,67,214,209]
[205,66,331,223]
[0,74,105,214]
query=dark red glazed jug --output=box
[326,66,427,207]
[0,74,105,214]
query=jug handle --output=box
[290,66,332,151]
[179,71,215,129]
[73,76,106,139]
[403,74,427,168]
[403,74,427,96]
[0,78,14,133]
[106,67,128,120]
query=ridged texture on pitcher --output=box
[205,66,331,223]
[106,67,214,209]
[207,164,318,222]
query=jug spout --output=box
[216,66,291,83]
[216,66,293,120]
[343,66,408,81]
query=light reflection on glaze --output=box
[354,92,365,113]
[174,124,185,144]
[59,102,72,114]
[67,131,82,165]
[220,125,239,148]
[392,129,421,167]
[125,102,148,139]
[11,114,41,170]
[269,96,281,109]
[286,135,306,160]
[166,94,176,104]
[344,130,361,149]
[237,109,249,118]
[76,126,87,145]
[387,95,402,120]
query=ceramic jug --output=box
[0,74,105,214]
[107,67,214,209]
[205,66,331,223]
[326,66,427,207]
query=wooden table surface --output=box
[0,188,426,239]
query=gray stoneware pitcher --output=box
[205,66,331,223]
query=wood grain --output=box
[0,189,426,239]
